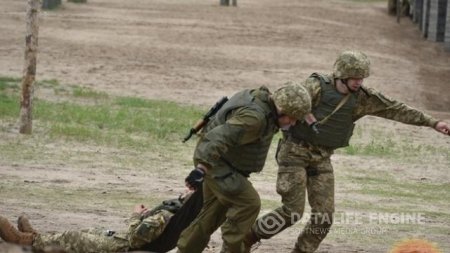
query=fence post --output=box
[19,0,40,134]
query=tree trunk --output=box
[220,0,229,6]
[19,0,40,134]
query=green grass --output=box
[37,78,60,88]
[0,93,19,117]
[0,77,20,91]
[337,124,450,160]
[341,139,446,157]
[72,86,109,99]
[0,76,203,147]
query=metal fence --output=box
[409,0,449,49]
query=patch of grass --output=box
[340,135,449,159]
[72,86,109,99]
[343,174,450,202]
[33,98,199,145]
[0,76,21,83]
[37,78,60,88]
[0,76,20,92]
[0,77,203,148]
[0,94,19,117]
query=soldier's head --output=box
[333,50,370,92]
[148,197,183,215]
[272,83,311,130]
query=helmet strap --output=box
[341,79,358,93]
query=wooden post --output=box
[220,0,229,6]
[19,0,40,134]
[397,0,402,23]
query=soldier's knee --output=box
[246,196,261,213]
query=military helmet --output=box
[272,83,311,120]
[333,50,370,79]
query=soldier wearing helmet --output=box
[243,50,450,253]
[177,85,312,253]
[0,190,202,253]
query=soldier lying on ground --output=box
[0,186,203,253]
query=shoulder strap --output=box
[317,94,351,125]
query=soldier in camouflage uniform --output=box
[176,85,312,253]
[0,196,185,253]
[243,50,450,253]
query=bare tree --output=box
[19,0,40,134]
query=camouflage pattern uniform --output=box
[177,86,311,253]
[252,51,439,253]
[32,210,172,253]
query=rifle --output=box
[182,96,229,142]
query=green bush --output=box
[42,0,62,10]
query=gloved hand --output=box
[185,167,205,190]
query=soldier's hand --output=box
[134,204,148,214]
[185,167,205,190]
[435,121,450,136]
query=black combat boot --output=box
[0,216,35,245]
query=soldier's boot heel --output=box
[0,216,35,245]
[17,215,38,235]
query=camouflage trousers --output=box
[33,210,171,253]
[252,137,335,253]
[177,174,261,253]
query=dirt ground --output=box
[0,0,449,252]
